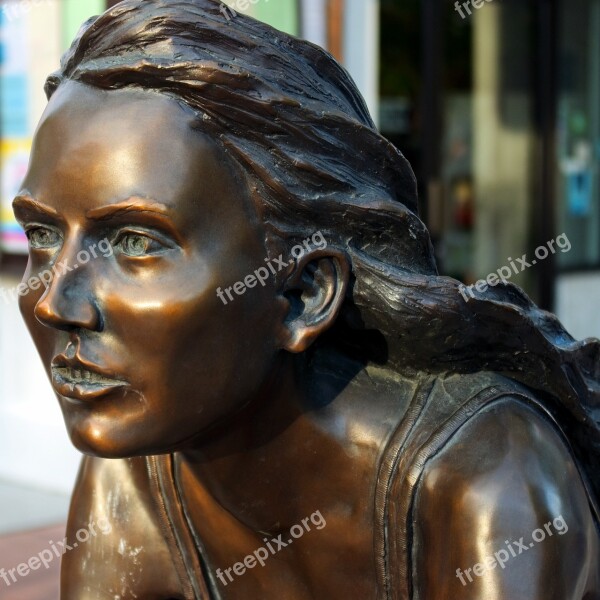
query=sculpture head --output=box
[13,0,600,465]
[14,80,298,457]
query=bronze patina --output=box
[13,0,600,598]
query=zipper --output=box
[146,454,199,600]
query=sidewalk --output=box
[0,524,63,600]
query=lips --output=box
[51,356,128,401]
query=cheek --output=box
[105,284,275,387]
[142,298,278,425]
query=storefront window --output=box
[556,0,600,269]
[379,0,538,298]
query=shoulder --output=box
[411,396,599,599]
[63,456,186,598]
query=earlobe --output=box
[282,250,350,353]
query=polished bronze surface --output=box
[13,0,600,598]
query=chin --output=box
[65,416,195,459]
[68,427,139,459]
[64,416,143,458]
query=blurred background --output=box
[0,0,598,595]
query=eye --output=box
[26,226,62,250]
[115,232,168,257]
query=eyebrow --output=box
[86,199,183,242]
[12,195,62,220]
[13,195,182,241]
[85,199,172,221]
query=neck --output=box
[169,350,415,596]
[177,348,377,528]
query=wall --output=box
[555,273,600,340]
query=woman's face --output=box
[15,81,288,457]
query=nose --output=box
[34,263,102,332]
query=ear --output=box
[281,249,350,353]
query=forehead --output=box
[22,80,248,224]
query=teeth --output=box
[54,366,123,386]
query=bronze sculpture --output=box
[12,0,600,597]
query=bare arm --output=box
[412,398,599,600]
